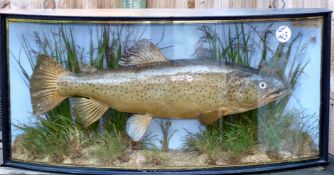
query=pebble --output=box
[241,153,271,163]
[197,154,208,165]
[128,151,146,167]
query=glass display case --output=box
[0,8,332,174]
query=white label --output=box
[276,26,291,43]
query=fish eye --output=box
[259,82,267,89]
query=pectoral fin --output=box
[126,114,152,141]
[198,110,225,125]
[73,98,109,128]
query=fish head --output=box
[230,72,291,110]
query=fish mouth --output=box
[249,87,291,108]
[267,87,291,100]
[261,87,291,105]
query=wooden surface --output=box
[3,0,331,9]
[0,8,330,18]
[0,0,333,155]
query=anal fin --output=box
[73,98,109,128]
[126,114,152,141]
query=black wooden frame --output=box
[0,9,332,174]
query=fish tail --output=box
[30,55,67,115]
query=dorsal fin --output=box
[119,39,167,66]
[79,63,98,73]
[259,59,286,79]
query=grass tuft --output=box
[184,117,256,164]
[142,149,167,166]
[90,128,129,163]
[14,114,89,163]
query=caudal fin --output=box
[30,55,67,115]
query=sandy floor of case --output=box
[1,143,334,175]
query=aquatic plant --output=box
[65,127,92,159]
[90,128,129,163]
[196,23,256,65]
[222,117,256,161]
[277,110,319,156]
[100,109,128,134]
[142,149,167,166]
[156,119,177,152]
[184,127,224,164]
[14,114,89,163]
[184,116,256,164]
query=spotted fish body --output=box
[58,61,253,118]
[30,40,290,141]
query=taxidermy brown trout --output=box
[30,40,290,141]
